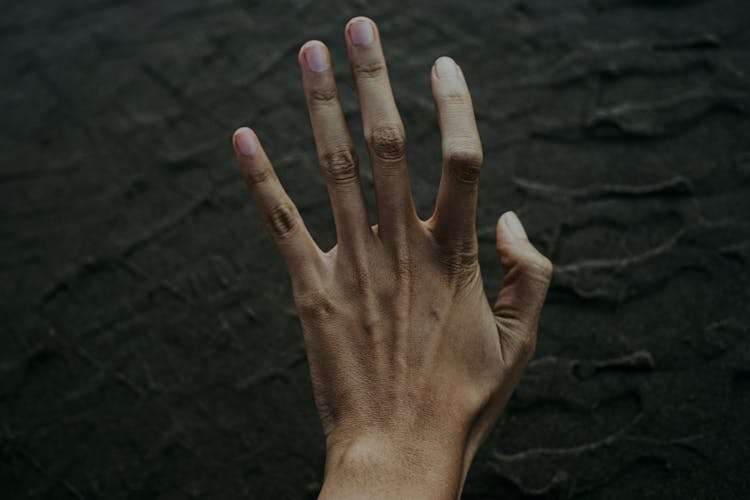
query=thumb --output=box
[493,211,553,362]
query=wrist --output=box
[318,432,471,500]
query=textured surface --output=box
[2,0,750,498]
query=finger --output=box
[299,41,370,248]
[345,16,416,240]
[493,212,553,364]
[430,56,484,246]
[232,127,323,285]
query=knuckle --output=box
[367,125,407,163]
[352,60,386,79]
[295,288,335,323]
[445,148,483,184]
[308,86,338,104]
[519,253,553,282]
[244,166,273,187]
[264,203,299,239]
[320,147,359,185]
[438,240,479,284]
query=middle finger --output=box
[299,40,370,249]
[345,17,417,243]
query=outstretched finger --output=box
[429,57,483,247]
[345,16,417,243]
[298,40,370,249]
[233,127,323,286]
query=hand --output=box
[232,16,552,500]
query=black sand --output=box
[1,0,749,498]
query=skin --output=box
[232,16,553,500]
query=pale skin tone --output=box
[232,17,552,500]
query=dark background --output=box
[2,0,749,498]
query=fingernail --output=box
[234,128,259,157]
[435,57,457,78]
[503,212,528,240]
[350,20,374,46]
[304,43,329,72]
